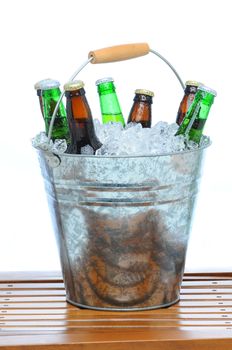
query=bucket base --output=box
[66,297,180,311]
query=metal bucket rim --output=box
[34,140,211,159]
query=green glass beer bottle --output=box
[34,79,70,142]
[175,85,217,144]
[176,80,199,125]
[96,77,125,126]
[127,89,154,127]
[34,79,50,116]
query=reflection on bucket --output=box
[37,145,209,311]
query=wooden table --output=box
[1,271,232,349]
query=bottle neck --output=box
[42,87,61,99]
[65,88,91,120]
[97,81,115,95]
[65,88,102,154]
[184,85,198,95]
[201,92,215,107]
[128,94,153,127]
[175,89,214,138]
[97,84,124,125]
[36,87,69,141]
[42,87,66,119]
[36,89,44,116]
[176,86,197,125]
[133,94,153,104]
[188,94,214,144]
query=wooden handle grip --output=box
[88,43,150,64]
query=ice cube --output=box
[81,145,94,155]
[151,121,169,136]
[166,123,179,136]
[32,132,67,154]
[94,119,123,144]
[52,139,67,154]
[186,140,199,150]
[31,132,52,151]
[200,135,211,147]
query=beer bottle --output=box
[34,79,49,116]
[127,89,154,127]
[175,85,217,144]
[34,79,70,142]
[64,80,102,154]
[96,77,125,126]
[176,80,199,125]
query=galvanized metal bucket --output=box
[37,145,209,311]
[35,43,210,310]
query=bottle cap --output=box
[34,79,60,90]
[64,80,85,91]
[135,89,154,97]
[185,80,200,87]
[198,85,217,97]
[95,77,114,86]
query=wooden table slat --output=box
[1,272,232,349]
[0,283,64,290]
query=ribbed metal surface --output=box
[37,147,208,310]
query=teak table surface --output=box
[0,271,232,349]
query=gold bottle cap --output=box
[185,80,200,87]
[34,78,59,90]
[64,80,85,91]
[135,89,154,97]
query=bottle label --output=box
[140,95,148,102]
[187,93,195,110]
[189,86,198,93]
[185,102,201,135]
[191,118,206,130]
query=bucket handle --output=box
[89,43,150,63]
[48,42,185,142]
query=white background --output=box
[0,0,231,272]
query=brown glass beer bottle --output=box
[127,89,154,128]
[64,80,102,154]
[176,80,199,125]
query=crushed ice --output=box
[94,120,210,156]
[32,121,210,156]
[32,132,67,154]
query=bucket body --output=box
[37,146,208,310]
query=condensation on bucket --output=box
[37,146,208,310]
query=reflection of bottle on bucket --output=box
[35,43,212,310]
[69,209,185,308]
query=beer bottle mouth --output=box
[64,80,85,91]
[34,79,60,90]
[185,80,200,87]
[95,77,114,85]
[198,85,217,97]
[135,89,154,97]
